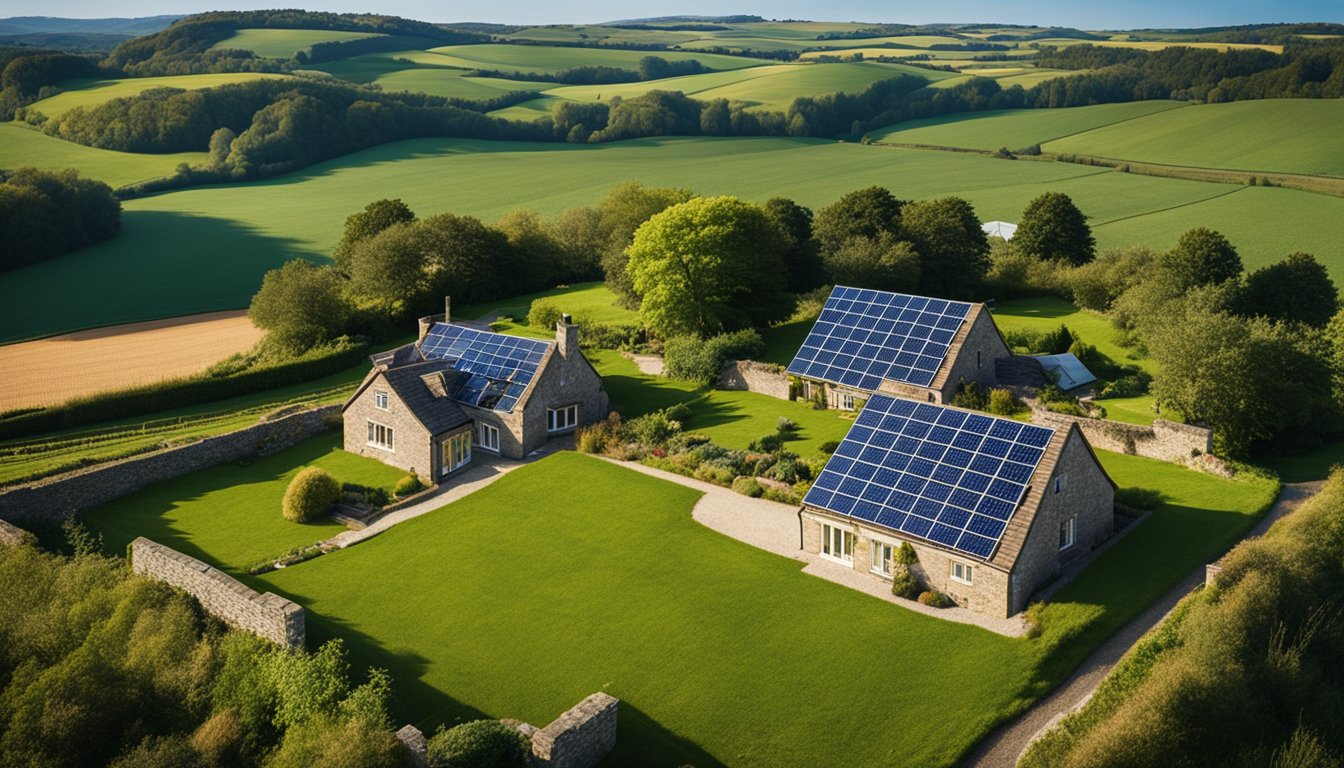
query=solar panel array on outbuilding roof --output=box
[786,286,974,390]
[418,323,550,413]
[803,394,1056,560]
[1035,353,1097,391]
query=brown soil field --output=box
[0,311,264,412]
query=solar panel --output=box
[418,324,550,413]
[786,286,975,391]
[803,394,1056,560]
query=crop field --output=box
[1044,99,1344,177]
[27,72,292,117]
[0,310,262,412]
[5,134,1341,342]
[211,28,388,58]
[0,123,207,188]
[1031,38,1284,53]
[868,101,1187,151]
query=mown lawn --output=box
[457,281,639,326]
[81,433,405,573]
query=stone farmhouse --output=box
[343,311,608,481]
[786,286,1014,409]
[800,394,1115,618]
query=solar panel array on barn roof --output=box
[785,286,975,391]
[803,393,1056,560]
[417,323,550,413]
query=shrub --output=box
[750,433,784,452]
[894,541,918,565]
[987,388,1021,416]
[819,440,840,455]
[1098,373,1151,399]
[1068,339,1099,367]
[917,590,951,608]
[664,401,693,423]
[393,472,424,498]
[950,380,989,411]
[662,328,766,385]
[627,409,681,446]
[282,467,341,523]
[1040,324,1074,355]
[526,299,563,329]
[732,476,764,497]
[776,416,799,434]
[762,486,798,504]
[890,565,920,599]
[1116,486,1164,511]
[426,720,530,768]
[764,457,804,483]
[1045,400,1087,417]
[576,412,622,454]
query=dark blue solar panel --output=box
[785,286,975,390]
[418,323,550,414]
[803,394,1056,560]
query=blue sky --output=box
[7,0,1341,27]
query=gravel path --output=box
[963,480,1323,768]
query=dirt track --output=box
[0,311,263,412]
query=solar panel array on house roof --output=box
[786,286,975,391]
[418,323,550,413]
[803,394,1056,560]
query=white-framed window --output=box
[800,380,814,401]
[950,561,974,585]
[1059,516,1077,551]
[366,421,394,451]
[832,390,856,411]
[548,404,579,433]
[441,431,471,476]
[1054,474,1066,494]
[870,540,893,576]
[821,523,854,563]
[477,422,500,453]
[374,390,389,410]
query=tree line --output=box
[0,167,120,271]
[0,46,100,117]
[467,55,713,86]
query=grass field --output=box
[455,281,639,326]
[82,432,404,573]
[28,73,292,117]
[0,123,207,188]
[212,28,388,58]
[424,43,763,74]
[1044,100,1344,178]
[8,133,1341,342]
[868,101,1188,150]
[1031,38,1283,53]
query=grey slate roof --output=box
[382,360,472,436]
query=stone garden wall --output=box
[0,405,340,523]
[1030,409,1229,475]
[130,537,305,648]
[0,517,34,546]
[718,360,790,400]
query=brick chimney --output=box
[556,313,578,359]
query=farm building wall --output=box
[0,405,339,524]
[342,375,435,476]
[1007,428,1116,614]
[518,323,610,458]
[718,360,790,400]
[1029,410,1225,474]
[130,537,305,648]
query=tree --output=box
[417,213,511,303]
[545,206,605,280]
[248,259,351,354]
[1013,191,1095,266]
[812,186,904,261]
[762,197,825,292]
[596,181,695,307]
[822,234,921,293]
[1159,228,1243,291]
[334,198,416,273]
[208,127,236,166]
[496,209,565,293]
[900,196,990,299]
[627,196,794,338]
[0,167,121,271]
[345,222,431,315]
[1238,252,1338,327]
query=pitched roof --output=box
[802,394,1061,565]
[1034,353,1097,391]
[981,221,1017,240]
[786,286,977,391]
[381,361,471,436]
[417,322,553,414]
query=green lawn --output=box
[212,28,388,58]
[1263,441,1344,483]
[0,123,208,188]
[867,101,1187,151]
[81,433,405,573]
[457,281,639,326]
[12,133,1341,342]
[1045,100,1344,177]
[28,73,292,117]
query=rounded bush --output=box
[426,719,529,768]
[527,299,563,329]
[394,472,424,498]
[890,567,920,600]
[917,590,951,608]
[818,440,840,455]
[732,476,764,498]
[282,467,341,523]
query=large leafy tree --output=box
[627,196,794,338]
[1013,191,1095,266]
[333,198,415,273]
[248,259,351,354]
[812,185,904,261]
[1238,252,1338,328]
[1159,227,1243,291]
[900,196,990,299]
[762,197,825,292]
[595,181,696,307]
[823,234,921,293]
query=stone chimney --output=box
[556,313,578,359]
[417,296,451,343]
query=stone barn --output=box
[785,286,1013,411]
[799,394,1115,618]
[343,313,608,481]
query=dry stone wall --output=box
[718,360,790,400]
[0,517,34,546]
[531,692,619,768]
[0,405,339,523]
[130,537,304,648]
[1030,409,1228,474]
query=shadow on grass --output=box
[604,375,702,419]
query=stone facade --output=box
[934,305,1013,401]
[0,405,339,524]
[718,360,790,399]
[1031,409,1223,472]
[514,323,609,459]
[0,517,34,547]
[130,537,305,648]
[343,376,440,478]
[530,692,619,768]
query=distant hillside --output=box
[0,33,135,52]
[0,16,180,36]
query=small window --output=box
[950,561,974,585]
[374,391,389,410]
[870,540,893,576]
[477,423,500,453]
[367,421,394,451]
[1059,516,1077,551]
[976,350,982,369]
[832,390,855,411]
[821,523,854,563]
[1054,474,1066,494]
[548,404,579,433]
[800,381,814,401]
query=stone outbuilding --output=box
[343,311,608,481]
[799,394,1115,618]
